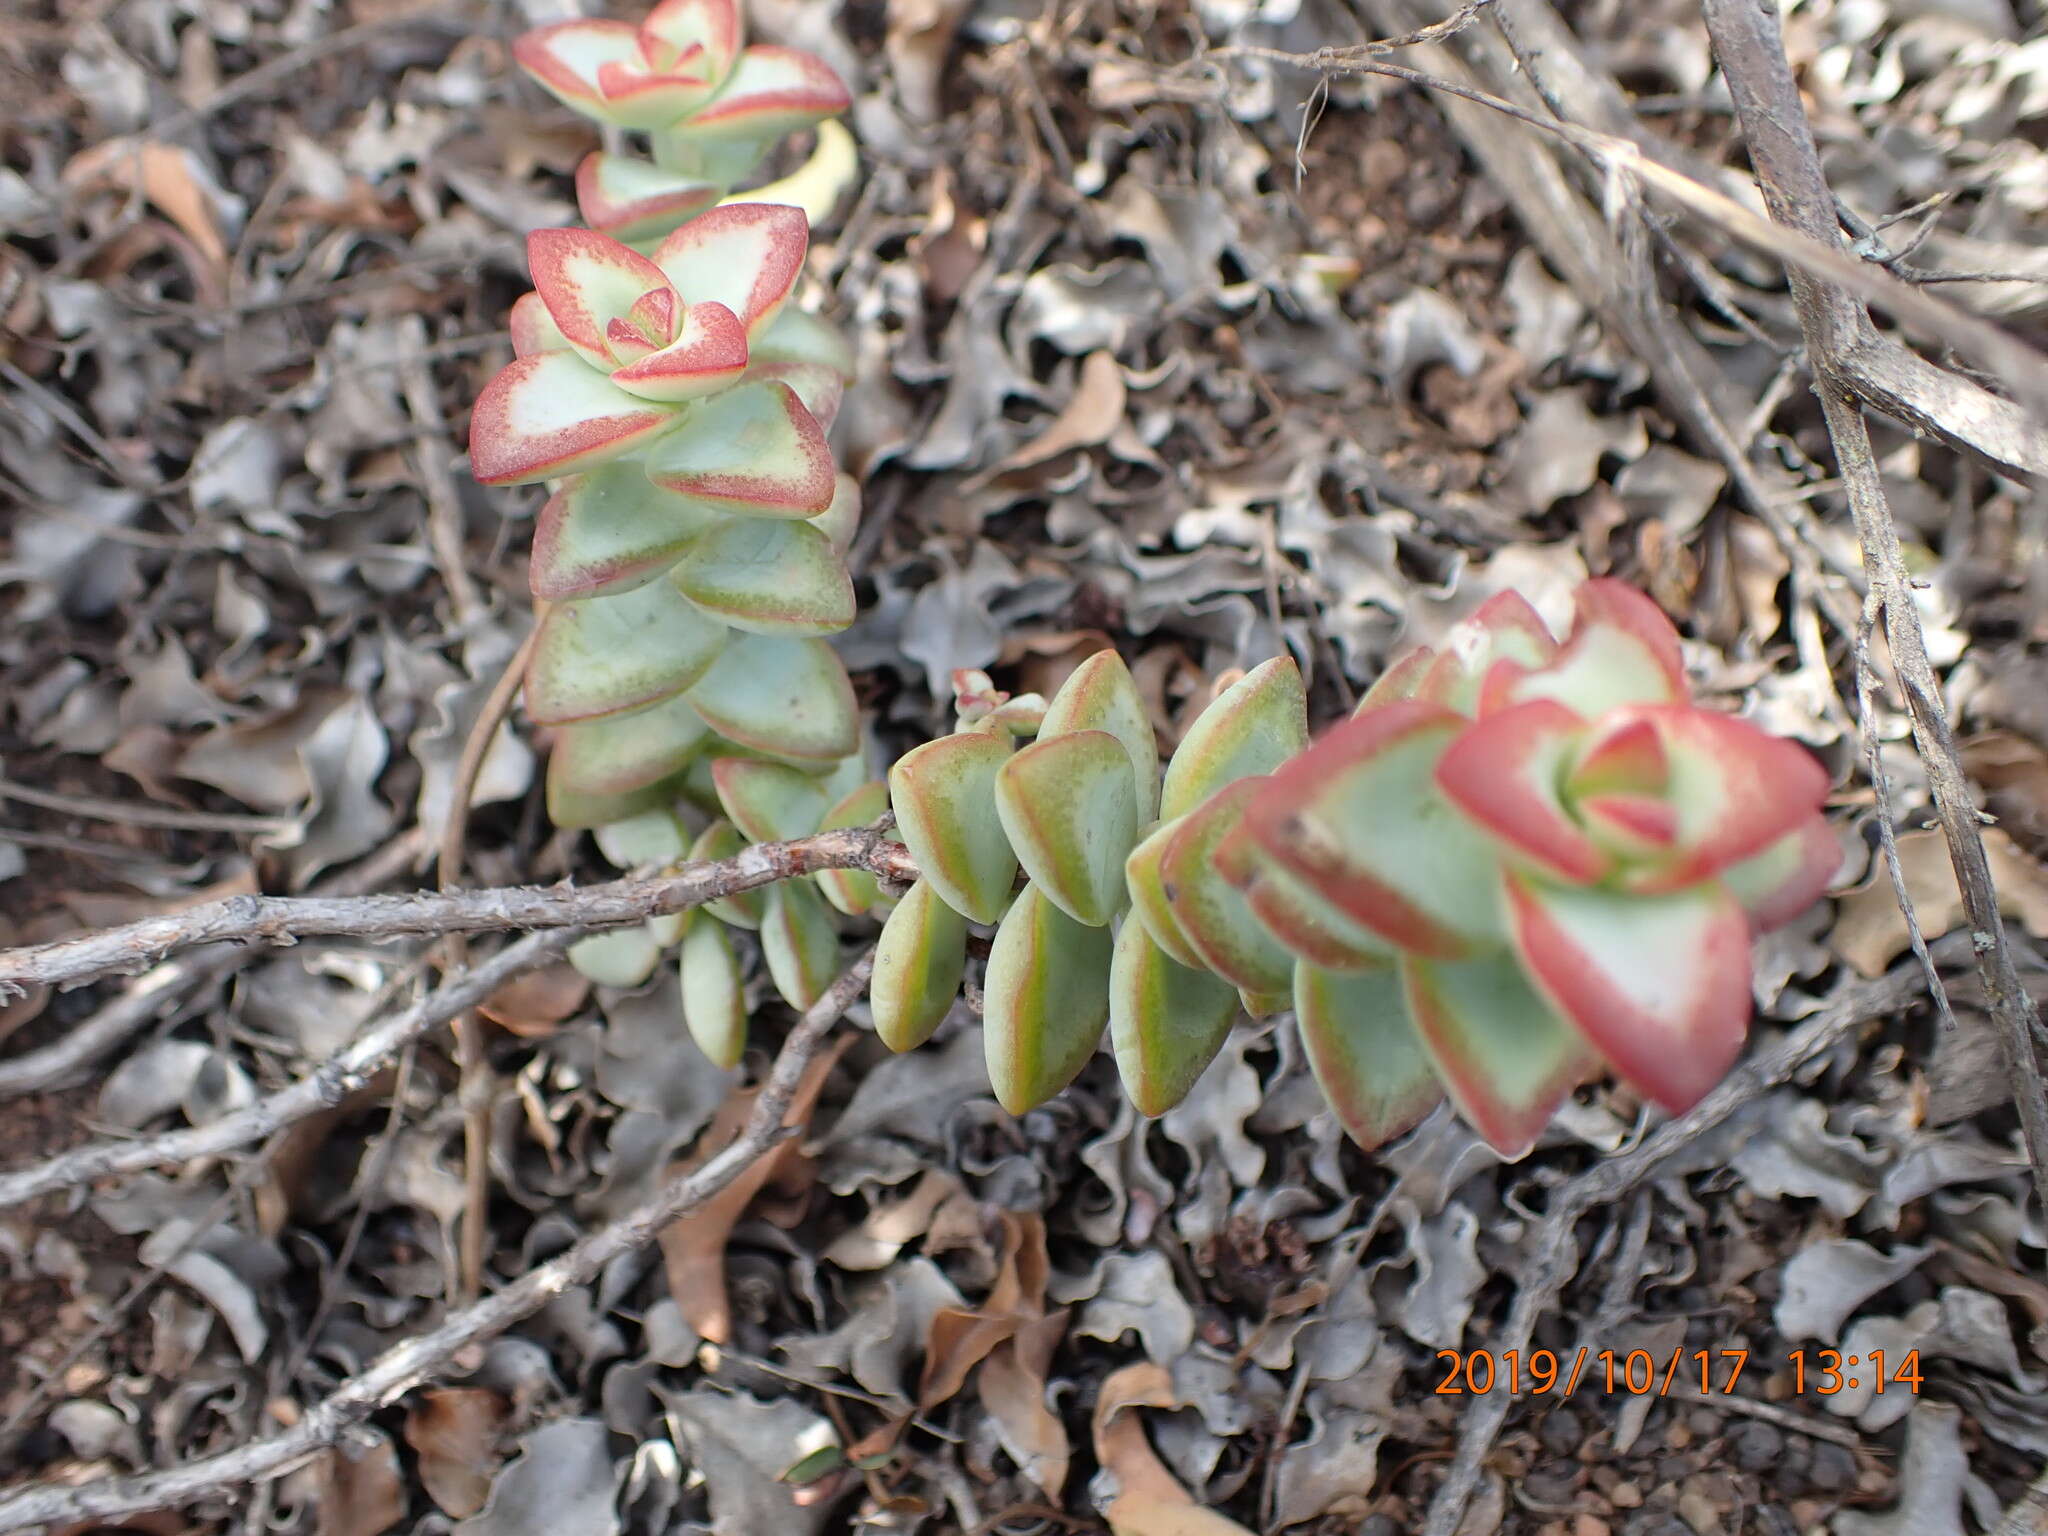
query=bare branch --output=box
[0,929,573,1211]
[1700,0,2048,1220]
[0,949,875,1534]
[0,825,916,995]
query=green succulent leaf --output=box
[1294,962,1442,1151]
[1241,702,1505,958]
[888,731,1019,925]
[530,463,724,602]
[1109,916,1239,1117]
[643,379,836,516]
[690,817,765,929]
[593,807,689,870]
[814,472,861,558]
[994,730,1140,927]
[762,878,839,1010]
[687,633,859,763]
[1402,951,1590,1161]
[672,517,856,636]
[1238,856,1394,974]
[712,757,830,843]
[569,924,664,988]
[1160,780,1295,996]
[547,769,687,832]
[548,689,710,799]
[983,882,1113,1115]
[1037,650,1160,822]
[816,779,890,916]
[1160,656,1308,821]
[679,916,748,1068]
[871,878,968,1052]
[1238,987,1292,1018]
[1122,818,1207,970]
[525,580,731,725]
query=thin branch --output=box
[0,828,431,1102]
[1700,0,2048,1221]
[1421,944,1955,1534]
[0,950,875,1534]
[0,929,574,1211]
[0,825,917,995]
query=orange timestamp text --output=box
[1432,1347,1924,1398]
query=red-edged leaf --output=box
[710,757,828,843]
[1567,715,1668,797]
[685,45,851,140]
[529,464,721,602]
[872,879,968,1052]
[547,772,684,833]
[1159,656,1306,821]
[1123,819,1207,970]
[1577,792,1678,857]
[751,304,856,380]
[1416,591,1558,715]
[639,0,741,80]
[889,731,1018,925]
[762,879,839,1009]
[575,153,723,243]
[469,351,677,486]
[1355,645,1435,715]
[1504,872,1753,1114]
[686,633,857,762]
[671,516,854,635]
[608,300,749,402]
[1240,701,1505,959]
[1110,917,1239,1117]
[1721,815,1840,933]
[995,730,1140,927]
[524,578,728,725]
[1160,780,1294,995]
[1512,580,1687,717]
[1038,650,1160,822]
[650,202,808,339]
[547,690,709,799]
[510,291,571,357]
[1613,705,1832,890]
[1238,858,1394,973]
[512,20,643,115]
[527,228,674,370]
[1433,698,1608,884]
[644,380,835,515]
[983,883,1113,1114]
[587,59,720,128]
[1294,962,1442,1151]
[1402,951,1589,1160]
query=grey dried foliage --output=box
[3,0,2048,1526]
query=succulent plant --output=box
[513,0,852,233]
[876,582,1836,1159]
[465,0,867,989]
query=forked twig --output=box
[0,950,875,1534]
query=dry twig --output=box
[0,950,875,1534]
[0,825,916,994]
[1700,0,2048,1222]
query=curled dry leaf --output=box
[658,1035,853,1344]
[1827,825,2048,976]
[314,1430,406,1536]
[404,1388,512,1519]
[1091,1363,1255,1536]
[477,962,592,1038]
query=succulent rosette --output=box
[469,208,840,490]
[514,0,851,231]
[871,582,1837,1163]
[1226,580,1838,1156]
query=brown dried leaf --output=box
[1092,1363,1255,1535]
[62,139,230,281]
[977,1309,1072,1497]
[978,351,1126,481]
[315,1430,406,1536]
[477,963,591,1038]
[403,1387,510,1518]
[1828,825,2048,976]
[658,1035,852,1344]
